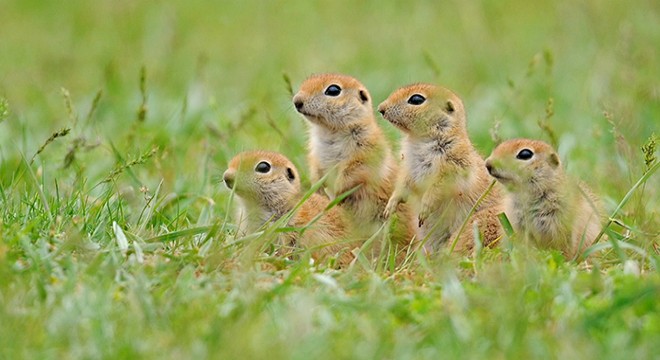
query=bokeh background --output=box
[2,1,657,182]
[0,1,658,358]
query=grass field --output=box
[1,0,659,358]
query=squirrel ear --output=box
[548,153,560,168]
[445,100,455,113]
[286,167,296,182]
[359,90,369,104]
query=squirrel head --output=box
[485,139,562,189]
[378,83,466,139]
[224,151,301,213]
[293,73,373,130]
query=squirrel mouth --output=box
[486,166,508,181]
[300,113,322,123]
[385,118,409,131]
[489,170,511,182]
[296,110,314,120]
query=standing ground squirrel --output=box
[485,139,604,257]
[292,73,416,257]
[378,83,504,252]
[223,150,355,266]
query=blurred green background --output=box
[2,1,658,149]
[0,1,658,358]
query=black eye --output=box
[516,149,534,160]
[407,94,426,105]
[324,84,341,96]
[255,161,271,173]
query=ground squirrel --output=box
[378,83,504,252]
[292,73,416,257]
[223,150,354,266]
[485,139,604,257]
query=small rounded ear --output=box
[548,153,560,168]
[359,90,369,104]
[286,167,296,182]
[445,100,455,113]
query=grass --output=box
[0,0,659,358]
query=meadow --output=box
[0,0,658,358]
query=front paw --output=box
[418,211,429,228]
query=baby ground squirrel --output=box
[223,150,355,266]
[485,139,603,257]
[378,83,504,252]
[292,73,416,256]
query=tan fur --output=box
[378,83,504,252]
[485,139,604,257]
[293,74,416,258]
[223,151,355,266]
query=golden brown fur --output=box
[378,83,504,252]
[223,150,355,266]
[485,139,604,257]
[293,74,416,258]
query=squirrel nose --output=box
[223,171,234,189]
[294,100,304,112]
[485,161,493,175]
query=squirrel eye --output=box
[324,84,342,96]
[516,149,534,160]
[255,161,271,173]
[407,94,426,105]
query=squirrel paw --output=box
[418,211,429,228]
